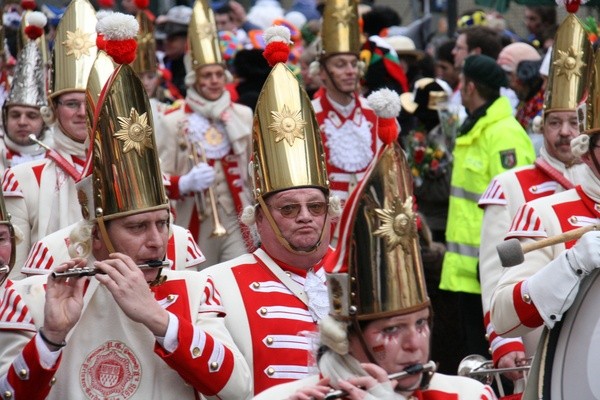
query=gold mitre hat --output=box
[3,30,47,127]
[85,51,117,138]
[188,0,222,70]
[49,0,97,99]
[77,64,168,225]
[325,142,429,321]
[251,62,328,200]
[17,10,49,68]
[580,48,600,136]
[320,0,361,58]
[544,14,593,115]
[132,11,157,75]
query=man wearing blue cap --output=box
[439,54,535,362]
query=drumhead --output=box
[543,269,600,398]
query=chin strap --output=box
[257,197,328,255]
[350,315,378,364]
[323,64,357,104]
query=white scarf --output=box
[52,125,87,159]
[185,87,250,157]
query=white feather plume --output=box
[98,12,139,40]
[26,11,47,28]
[571,134,589,158]
[318,316,350,355]
[263,25,291,45]
[367,88,401,118]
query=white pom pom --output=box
[367,88,401,118]
[96,10,114,22]
[263,25,292,45]
[98,12,139,40]
[318,316,349,355]
[26,11,47,28]
[531,114,543,134]
[328,195,342,218]
[571,134,590,158]
[240,205,256,226]
[308,60,320,78]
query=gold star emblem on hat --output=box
[114,108,154,156]
[269,105,306,146]
[331,5,355,27]
[196,22,217,41]
[553,45,586,81]
[373,197,417,251]
[62,28,94,60]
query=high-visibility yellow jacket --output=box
[440,96,535,294]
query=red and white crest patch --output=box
[80,341,141,399]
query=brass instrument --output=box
[0,264,9,274]
[28,134,52,151]
[187,141,208,222]
[193,142,227,237]
[458,354,531,398]
[51,260,170,278]
[323,361,436,400]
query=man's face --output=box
[524,9,542,36]
[435,60,459,89]
[319,54,359,95]
[95,209,170,281]
[452,34,469,69]
[543,111,579,165]
[257,188,329,253]
[215,12,236,32]
[195,64,226,101]
[5,105,44,145]
[140,71,161,98]
[55,92,87,143]
[0,224,12,285]
[164,35,187,59]
[349,308,431,392]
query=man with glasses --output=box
[197,45,340,396]
[1,0,97,271]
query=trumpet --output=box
[323,361,436,400]
[193,142,227,237]
[458,354,531,397]
[51,260,170,278]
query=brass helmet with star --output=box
[85,50,117,144]
[324,142,429,321]
[544,14,593,117]
[76,63,168,225]
[49,0,97,99]
[581,48,600,136]
[132,11,157,75]
[319,0,361,59]
[251,62,328,201]
[188,0,222,70]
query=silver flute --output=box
[323,360,437,400]
[51,260,170,278]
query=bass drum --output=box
[535,269,600,399]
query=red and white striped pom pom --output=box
[24,11,47,40]
[556,0,588,13]
[21,0,36,11]
[262,25,292,67]
[98,12,139,65]
[367,88,401,144]
[97,0,115,9]
[134,0,150,9]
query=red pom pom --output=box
[566,1,580,13]
[24,25,43,40]
[377,117,399,145]
[262,41,290,67]
[96,33,106,51]
[158,67,172,82]
[105,39,137,65]
[21,0,36,11]
[97,0,114,8]
[135,0,150,9]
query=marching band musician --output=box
[256,129,496,400]
[309,0,380,210]
[0,11,52,172]
[0,188,19,292]
[155,0,254,267]
[196,26,340,396]
[0,30,250,398]
[1,0,98,270]
[490,16,600,378]
[477,13,591,385]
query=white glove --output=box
[526,231,600,328]
[178,163,215,195]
